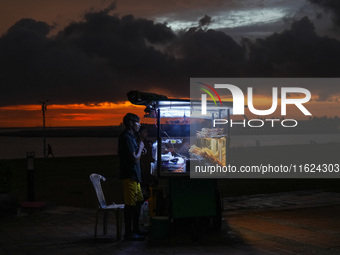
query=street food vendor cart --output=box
[127,90,233,237]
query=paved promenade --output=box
[1,190,340,255]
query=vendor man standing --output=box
[118,113,145,241]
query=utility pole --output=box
[41,100,48,158]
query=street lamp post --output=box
[41,100,48,158]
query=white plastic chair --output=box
[89,173,124,240]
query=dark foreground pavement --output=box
[1,190,340,255]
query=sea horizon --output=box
[1,133,340,160]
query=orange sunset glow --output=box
[0,95,339,128]
[0,101,148,127]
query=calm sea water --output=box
[1,134,340,159]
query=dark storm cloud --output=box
[171,27,245,77]
[198,15,212,27]
[0,19,51,105]
[308,0,340,27]
[54,10,178,102]
[243,16,340,98]
[0,11,178,106]
[1,7,340,106]
[245,17,340,76]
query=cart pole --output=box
[157,109,161,177]
[227,109,231,163]
[41,100,48,158]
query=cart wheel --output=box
[212,189,222,231]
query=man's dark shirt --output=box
[118,130,141,183]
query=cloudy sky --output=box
[0,0,340,127]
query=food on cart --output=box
[173,169,184,173]
[195,128,227,166]
[161,152,172,162]
[189,145,223,166]
[161,152,186,172]
[196,128,224,137]
[188,145,201,155]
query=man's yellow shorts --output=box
[123,178,144,206]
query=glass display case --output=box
[127,90,232,177]
[151,138,189,175]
